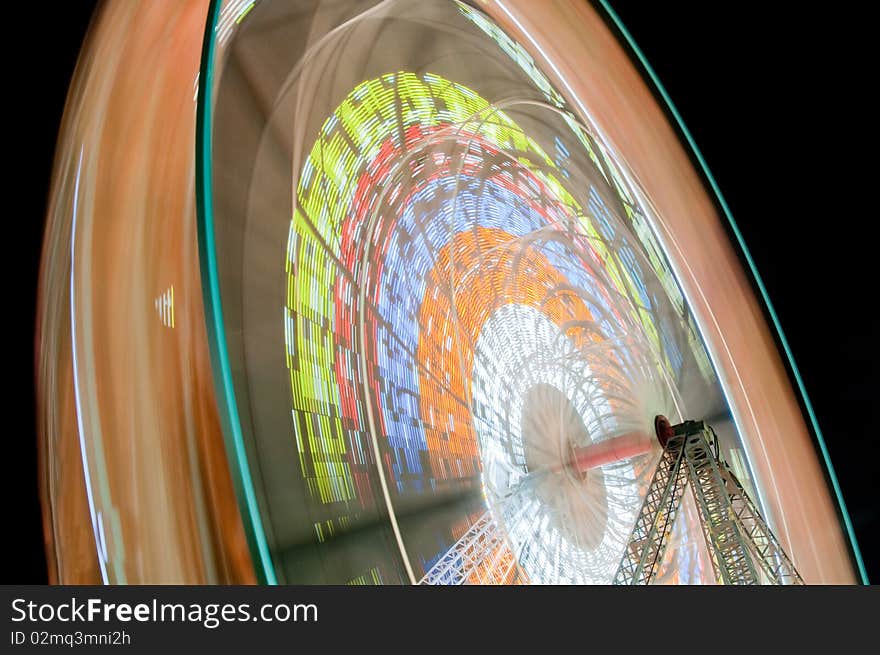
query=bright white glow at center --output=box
[471,304,640,583]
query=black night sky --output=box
[7,2,876,583]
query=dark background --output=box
[601,0,878,583]
[7,1,876,584]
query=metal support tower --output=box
[419,509,520,585]
[613,431,689,585]
[421,418,802,585]
[419,472,549,584]
[614,420,804,585]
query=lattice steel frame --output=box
[615,421,804,585]
[613,433,688,584]
[720,459,803,584]
[419,509,520,584]
[421,420,803,585]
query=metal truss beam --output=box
[422,421,803,585]
[616,422,804,586]
[419,509,520,585]
[613,433,688,585]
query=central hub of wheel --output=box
[520,383,608,550]
[654,414,674,447]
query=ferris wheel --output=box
[37,0,865,585]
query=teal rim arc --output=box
[194,0,868,585]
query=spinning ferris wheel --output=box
[37,0,865,585]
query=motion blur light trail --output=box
[36,0,863,584]
[209,1,768,584]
